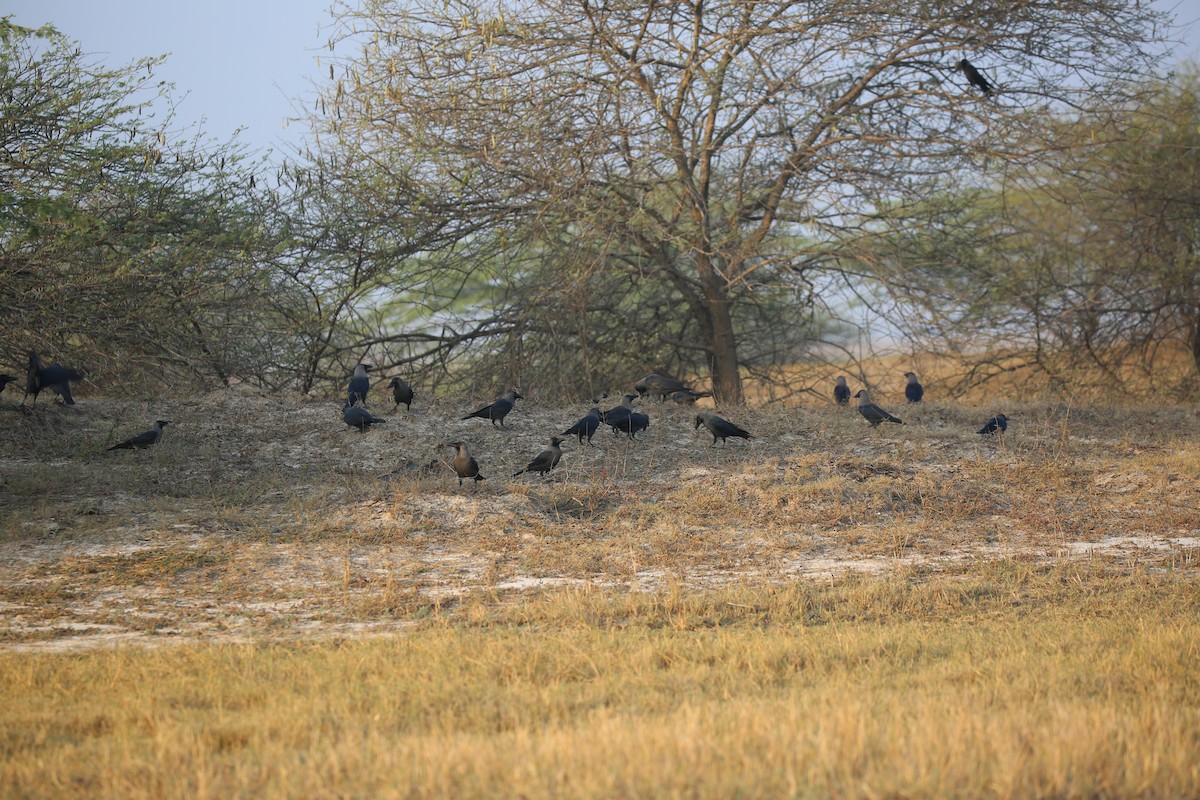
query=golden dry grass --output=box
[1,383,1199,797]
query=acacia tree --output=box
[316,0,1167,402]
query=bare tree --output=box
[313,0,1167,402]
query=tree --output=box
[856,69,1200,398]
[312,0,1167,402]
[0,21,282,388]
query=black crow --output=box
[904,372,924,404]
[978,413,1009,435]
[108,420,171,450]
[634,373,691,401]
[343,403,387,432]
[562,408,603,445]
[387,376,414,410]
[347,363,372,407]
[610,409,650,439]
[670,389,713,405]
[25,351,84,406]
[834,376,851,406]
[959,58,993,95]
[855,389,904,427]
[462,389,523,428]
[513,437,564,478]
[695,410,753,445]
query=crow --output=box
[447,441,485,487]
[904,371,924,404]
[601,393,638,428]
[670,389,713,405]
[694,410,752,445]
[562,407,603,445]
[343,403,387,432]
[462,389,523,428]
[855,389,904,427]
[347,363,372,407]
[834,376,851,406]
[108,420,171,450]
[634,373,691,401]
[959,58,993,95]
[978,413,1009,435]
[387,376,414,410]
[609,409,650,439]
[513,437,564,478]
[25,351,84,406]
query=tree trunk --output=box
[698,273,744,405]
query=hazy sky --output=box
[6,0,1200,162]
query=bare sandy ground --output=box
[2,387,1198,651]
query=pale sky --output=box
[5,0,1200,162]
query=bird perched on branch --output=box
[347,363,372,407]
[108,420,171,450]
[25,351,84,406]
[387,376,414,410]
[855,389,904,427]
[904,371,924,404]
[513,437,564,478]
[959,58,993,95]
[978,413,1008,435]
[834,376,851,406]
[562,407,602,445]
[695,410,753,445]
[462,389,522,428]
[343,403,387,432]
[447,441,485,487]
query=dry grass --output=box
[1,384,1199,797]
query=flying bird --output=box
[343,403,387,432]
[904,372,924,404]
[108,420,171,450]
[25,351,84,406]
[959,58,993,95]
[834,376,851,406]
[462,389,523,428]
[854,389,904,427]
[347,363,372,407]
[694,410,752,445]
[512,436,564,478]
[446,441,485,487]
[387,376,414,410]
[562,407,603,445]
[978,413,1009,435]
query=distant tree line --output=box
[2,5,1195,402]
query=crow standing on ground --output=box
[447,441,485,487]
[694,410,753,445]
[959,58,993,95]
[25,351,84,406]
[343,403,387,432]
[513,437,564,478]
[834,376,851,406]
[0,374,17,394]
[462,389,523,428]
[387,376,414,410]
[904,371,924,404]
[347,363,372,407]
[610,408,650,440]
[601,393,637,428]
[670,389,713,405]
[562,407,602,445]
[854,389,904,427]
[634,373,690,401]
[978,413,1008,435]
[108,420,171,450]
